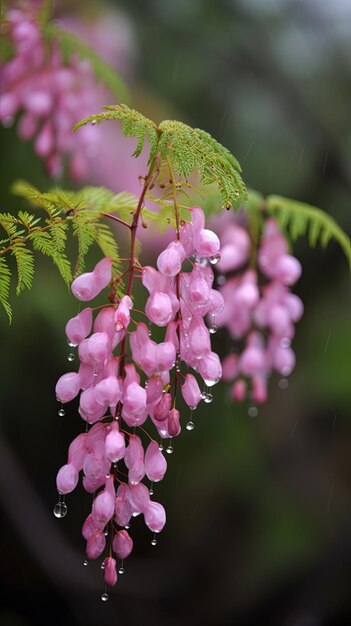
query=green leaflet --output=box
[0,257,12,322]
[0,181,137,319]
[73,104,159,164]
[266,195,351,264]
[158,121,247,209]
[73,104,247,209]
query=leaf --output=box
[45,25,129,103]
[30,231,72,285]
[72,216,96,275]
[0,257,12,322]
[266,195,351,264]
[11,243,34,295]
[158,121,247,209]
[73,104,159,163]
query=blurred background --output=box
[0,1,350,625]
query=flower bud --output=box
[112,530,133,560]
[86,529,106,560]
[56,463,79,494]
[55,372,81,403]
[145,441,167,482]
[144,501,166,533]
[103,556,118,587]
[65,307,92,346]
[168,408,181,437]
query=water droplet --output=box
[67,353,75,362]
[198,257,208,267]
[280,338,291,349]
[101,592,109,602]
[204,378,220,387]
[124,524,130,530]
[248,406,258,417]
[91,119,97,126]
[209,324,217,334]
[118,566,125,575]
[58,407,65,417]
[203,393,213,404]
[186,421,195,431]
[53,501,67,518]
[166,444,173,454]
[148,328,152,337]
[151,538,157,546]
[234,190,240,198]
[279,378,289,390]
[158,443,164,451]
[83,559,88,566]
[149,482,154,496]
[104,530,108,536]
[67,340,77,348]
[209,252,221,265]
[101,561,106,570]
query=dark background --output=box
[0,1,350,625]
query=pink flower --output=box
[56,463,79,494]
[103,557,118,587]
[112,530,133,560]
[144,501,166,533]
[71,258,112,301]
[145,441,167,482]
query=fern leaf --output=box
[78,187,137,222]
[158,121,247,209]
[11,243,34,295]
[30,231,72,284]
[45,25,129,103]
[73,104,159,163]
[266,195,351,264]
[72,217,96,275]
[0,257,12,322]
[93,223,121,279]
[49,222,68,253]
[17,211,41,230]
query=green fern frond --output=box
[17,211,41,231]
[49,222,69,253]
[30,231,72,284]
[158,121,247,209]
[72,217,96,275]
[74,105,246,209]
[266,195,351,264]
[0,257,12,321]
[11,243,34,295]
[45,25,129,103]
[12,180,81,216]
[77,187,137,223]
[73,104,159,163]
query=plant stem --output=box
[102,213,131,229]
[118,159,156,379]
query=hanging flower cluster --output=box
[54,205,223,599]
[215,218,303,408]
[0,3,115,180]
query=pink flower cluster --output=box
[54,206,223,597]
[216,218,303,405]
[0,3,113,179]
